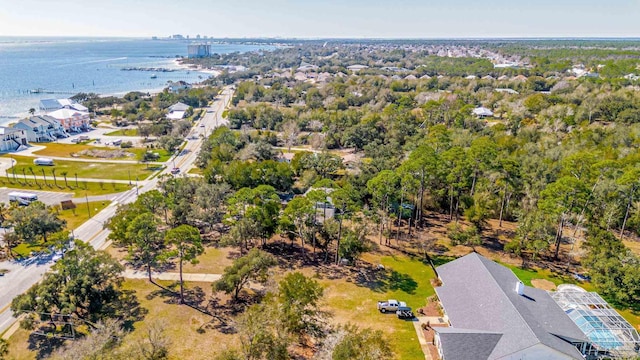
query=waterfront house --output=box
[47,108,90,132]
[39,98,88,112]
[433,253,588,360]
[167,81,192,93]
[13,115,67,142]
[0,127,28,152]
[167,102,190,120]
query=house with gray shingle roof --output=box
[433,253,588,360]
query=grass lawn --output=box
[106,245,235,275]
[3,325,35,360]
[58,200,111,230]
[126,148,172,163]
[11,242,49,258]
[5,155,159,181]
[315,252,435,360]
[4,279,237,360]
[104,128,139,136]
[623,239,640,256]
[121,279,239,359]
[188,167,203,175]
[505,264,579,287]
[32,143,97,157]
[0,177,132,197]
[33,143,172,163]
[182,246,235,274]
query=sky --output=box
[0,0,639,38]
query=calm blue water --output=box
[0,37,270,122]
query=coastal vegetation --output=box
[6,39,640,360]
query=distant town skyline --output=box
[0,0,639,39]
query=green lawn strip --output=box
[0,177,132,196]
[12,242,48,258]
[32,143,166,161]
[35,142,172,163]
[5,155,158,181]
[188,167,203,175]
[104,128,139,136]
[321,254,435,359]
[59,200,111,230]
[32,142,96,157]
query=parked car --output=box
[396,306,415,319]
[377,299,406,313]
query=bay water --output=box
[0,37,269,123]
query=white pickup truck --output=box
[377,299,406,313]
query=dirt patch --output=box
[531,278,557,291]
[74,149,135,159]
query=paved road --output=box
[0,87,234,335]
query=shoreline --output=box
[172,59,221,77]
[0,64,215,124]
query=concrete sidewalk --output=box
[122,269,221,282]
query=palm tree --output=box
[28,167,38,186]
[52,169,58,187]
[28,108,35,116]
[61,171,68,187]
[41,168,47,186]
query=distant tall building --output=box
[187,44,211,58]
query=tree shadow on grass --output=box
[27,331,66,360]
[387,270,418,294]
[146,281,210,316]
[352,266,418,295]
[119,289,148,331]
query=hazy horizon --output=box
[0,0,638,39]
[3,35,640,41]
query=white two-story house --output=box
[13,115,68,142]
